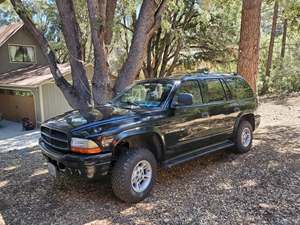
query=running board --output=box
[162,140,235,168]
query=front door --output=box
[163,80,210,158]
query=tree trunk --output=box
[55,0,91,106]
[87,0,111,105]
[113,0,166,95]
[265,0,279,78]
[237,0,263,92]
[281,18,288,59]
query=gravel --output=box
[0,96,299,225]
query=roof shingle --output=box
[0,22,24,47]
[0,64,71,87]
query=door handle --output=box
[202,112,209,118]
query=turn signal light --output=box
[70,138,102,154]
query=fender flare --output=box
[112,127,166,159]
[233,112,255,137]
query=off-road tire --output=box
[111,148,157,203]
[234,120,253,154]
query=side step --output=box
[162,140,235,168]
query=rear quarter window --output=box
[225,77,254,99]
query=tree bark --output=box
[87,0,111,105]
[281,18,288,59]
[113,0,167,95]
[237,0,263,92]
[104,0,117,45]
[265,0,279,78]
[55,0,91,106]
[11,0,90,110]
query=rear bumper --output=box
[39,139,112,178]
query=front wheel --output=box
[234,120,253,153]
[111,148,157,203]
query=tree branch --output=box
[114,0,167,95]
[87,0,110,105]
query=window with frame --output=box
[173,80,203,105]
[225,77,254,99]
[202,79,226,103]
[8,45,35,63]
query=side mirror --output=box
[174,93,193,107]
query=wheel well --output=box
[240,114,255,130]
[113,133,164,162]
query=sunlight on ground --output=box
[0,131,40,153]
[30,169,48,178]
[0,213,5,225]
[3,166,17,171]
[0,180,9,188]
[241,179,257,188]
[83,219,113,225]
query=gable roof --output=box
[0,22,24,48]
[0,64,71,88]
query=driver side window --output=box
[173,80,203,105]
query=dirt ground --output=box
[0,96,299,225]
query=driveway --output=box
[0,96,299,225]
[0,120,40,153]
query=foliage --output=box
[2,0,300,96]
[258,0,300,94]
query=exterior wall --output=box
[40,66,94,122]
[0,27,48,74]
[41,82,72,121]
[32,87,42,126]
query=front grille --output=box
[41,126,69,152]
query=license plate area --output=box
[47,162,57,177]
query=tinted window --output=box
[220,79,232,100]
[202,79,226,103]
[225,77,254,99]
[174,80,202,105]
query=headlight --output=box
[71,138,101,154]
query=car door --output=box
[163,80,210,158]
[199,78,233,144]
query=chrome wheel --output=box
[241,127,251,147]
[131,160,152,193]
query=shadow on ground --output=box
[0,122,299,225]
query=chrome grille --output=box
[41,126,69,152]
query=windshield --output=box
[112,81,174,108]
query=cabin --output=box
[0,22,93,127]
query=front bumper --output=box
[39,139,112,178]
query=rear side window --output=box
[225,77,254,99]
[201,79,226,103]
[174,80,202,105]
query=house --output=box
[0,22,93,127]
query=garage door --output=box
[0,89,36,125]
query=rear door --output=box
[200,78,234,143]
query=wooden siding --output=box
[0,26,48,74]
[41,82,72,121]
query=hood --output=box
[42,104,160,134]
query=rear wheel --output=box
[111,148,157,203]
[234,120,253,153]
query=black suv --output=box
[39,73,260,203]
